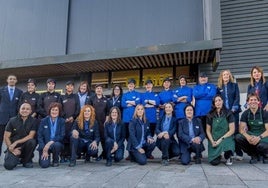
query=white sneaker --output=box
[235,155,243,161]
[226,157,233,166]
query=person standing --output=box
[37,78,62,119]
[217,70,242,160]
[235,93,268,164]
[3,103,37,170]
[77,81,95,109]
[108,84,123,113]
[178,104,205,165]
[87,84,109,160]
[158,77,173,118]
[61,81,80,162]
[38,102,65,168]
[141,79,160,137]
[173,75,193,120]
[0,74,23,156]
[127,105,156,165]
[247,66,268,111]
[156,103,180,166]
[104,107,126,166]
[206,95,235,166]
[193,72,216,134]
[19,78,40,118]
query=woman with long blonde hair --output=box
[127,104,156,165]
[217,69,242,160]
[69,105,100,167]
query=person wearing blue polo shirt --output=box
[158,77,174,118]
[193,72,216,135]
[141,79,160,137]
[173,75,193,120]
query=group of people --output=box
[1,65,268,170]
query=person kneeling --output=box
[127,105,156,165]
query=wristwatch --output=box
[259,135,263,139]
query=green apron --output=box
[245,110,268,143]
[208,117,235,162]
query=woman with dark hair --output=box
[156,102,180,166]
[108,84,123,113]
[206,95,235,166]
[178,104,205,165]
[104,106,126,166]
[76,81,95,109]
[247,66,268,111]
[173,75,192,120]
[38,102,65,168]
[69,105,100,167]
[127,104,155,165]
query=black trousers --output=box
[235,134,268,157]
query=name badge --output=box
[44,126,48,129]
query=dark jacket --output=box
[37,116,65,150]
[178,117,205,153]
[104,120,126,149]
[0,86,23,125]
[72,120,100,143]
[155,115,178,147]
[127,118,151,151]
[247,80,268,107]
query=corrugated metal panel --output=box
[206,0,268,84]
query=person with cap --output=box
[193,72,216,134]
[60,81,80,163]
[37,78,62,119]
[38,102,65,168]
[19,78,40,118]
[121,78,141,160]
[141,79,160,138]
[158,77,174,118]
[87,84,109,161]
[173,75,193,120]
[0,74,23,156]
[3,102,38,170]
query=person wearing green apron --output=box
[206,95,235,166]
[235,93,268,164]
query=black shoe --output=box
[85,157,91,163]
[23,162,33,168]
[69,161,76,167]
[52,162,59,167]
[263,157,268,164]
[96,156,103,161]
[106,161,112,167]
[250,156,258,164]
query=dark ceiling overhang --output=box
[0,39,222,81]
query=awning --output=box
[0,39,221,82]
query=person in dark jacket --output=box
[178,104,205,165]
[19,78,40,118]
[37,78,62,118]
[217,70,243,160]
[4,103,37,170]
[0,74,23,156]
[127,104,156,165]
[77,81,95,109]
[104,106,126,166]
[38,102,65,168]
[61,81,80,162]
[108,84,123,114]
[156,102,180,166]
[69,105,100,167]
[247,66,268,111]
